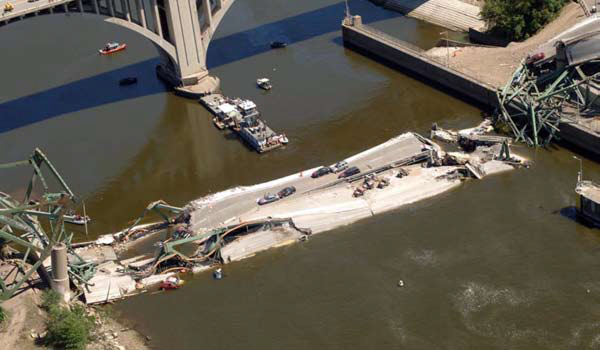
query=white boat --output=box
[64,214,91,225]
[256,78,272,90]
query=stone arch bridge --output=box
[0,0,235,96]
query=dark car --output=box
[270,41,287,49]
[257,193,279,205]
[338,166,360,179]
[311,166,331,178]
[277,186,296,198]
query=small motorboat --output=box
[276,134,289,144]
[159,276,185,290]
[257,78,272,90]
[99,42,127,55]
[270,41,287,49]
[212,117,226,130]
[64,214,91,225]
[119,77,138,86]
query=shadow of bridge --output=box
[0,0,400,133]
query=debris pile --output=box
[2,131,530,305]
[496,31,600,146]
[0,149,96,301]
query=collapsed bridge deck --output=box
[79,130,525,304]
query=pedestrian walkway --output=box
[381,0,485,32]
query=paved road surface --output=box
[188,133,429,233]
[1,0,72,22]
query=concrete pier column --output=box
[108,0,114,17]
[136,0,146,28]
[151,0,162,37]
[63,3,69,13]
[93,0,99,14]
[77,0,83,12]
[49,6,53,13]
[202,0,212,28]
[50,243,70,302]
[122,0,131,21]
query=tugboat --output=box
[270,41,287,49]
[119,77,138,86]
[99,42,127,55]
[256,78,272,90]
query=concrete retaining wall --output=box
[559,121,600,157]
[342,20,498,109]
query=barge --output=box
[199,93,288,153]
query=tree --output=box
[481,0,567,41]
[41,291,96,350]
[0,305,5,325]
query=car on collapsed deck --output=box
[311,166,332,178]
[330,161,348,173]
[277,186,296,198]
[257,193,279,205]
[338,166,360,179]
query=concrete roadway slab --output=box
[1,0,73,22]
[188,132,429,233]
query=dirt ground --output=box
[426,2,587,88]
[0,263,151,350]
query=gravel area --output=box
[425,2,586,88]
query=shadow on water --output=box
[0,58,167,133]
[206,0,400,68]
[0,0,399,133]
[556,205,597,228]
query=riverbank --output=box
[0,285,151,350]
[425,2,585,88]
[343,3,600,157]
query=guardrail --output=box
[1,0,74,22]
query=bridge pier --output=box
[156,64,220,98]
[2,0,236,98]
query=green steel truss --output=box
[0,149,95,301]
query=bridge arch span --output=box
[1,0,236,97]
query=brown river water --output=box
[1,0,600,349]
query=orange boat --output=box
[99,42,126,55]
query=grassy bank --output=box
[41,291,96,350]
